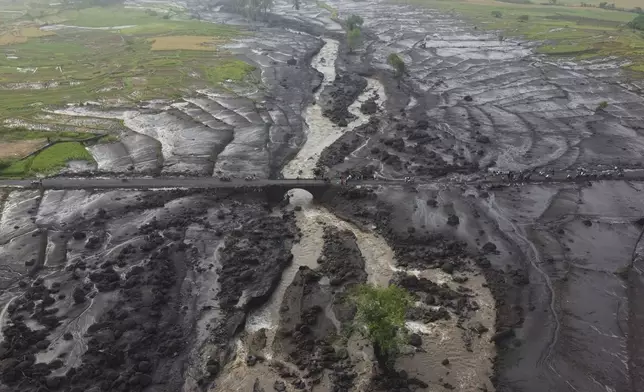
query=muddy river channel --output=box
[2,0,644,391]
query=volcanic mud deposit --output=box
[213,187,497,392]
[276,1,644,388]
[0,186,497,392]
[3,0,644,391]
[0,187,304,392]
[282,38,386,179]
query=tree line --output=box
[580,2,643,14]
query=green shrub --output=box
[629,15,644,31]
[491,11,502,18]
[387,53,405,80]
[596,101,609,111]
[518,15,529,22]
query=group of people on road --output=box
[492,166,627,182]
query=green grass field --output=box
[0,3,256,123]
[404,0,644,73]
[0,141,94,177]
[0,127,92,142]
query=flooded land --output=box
[1,0,644,392]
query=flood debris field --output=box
[1,0,644,391]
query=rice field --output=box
[0,1,256,177]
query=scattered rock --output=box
[452,275,468,283]
[408,333,422,347]
[84,236,102,250]
[72,287,86,304]
[447,215,460,226]
[470,321,489,336]
[274,380,286,392]
[206,358,220,375]
[246,355,259,367]
[253,379,265,392]
[72,231,86,240]
[442,358,450,366]
[360,97,378,115]
[491,328,516,344]
[441,262,455,274]
[482,242,497,253]
[416,119,429,129]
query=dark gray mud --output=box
[320,178,644,391]
[315,0,644,183]
[304,0,644,390]
[0,188,301,392]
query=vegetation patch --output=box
[0,141,94,177]
[0,127,93,142]
[30,142,93,173]
[629,64,644,72]
[316,1,339,19]
[0,4,252,123]
[0,157,32,177]
[351,284,412,371]
[537,43,594,54]
[629,14,644,31]
[204,59,257,84]
[96,134,120,144]
[149,35,223,51]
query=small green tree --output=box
[346,14,364,31]
[629,15,644,31]
[518,14,529,22]
[491,10,502,18]
[387,53,405,87]
[351,284,412,372]
[347,28,361,53]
